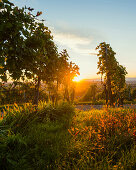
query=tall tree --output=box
[0,0,58,105]
[0,0,41,81]
[112,64,127,105]
[25,23,58,105]
[96,42,127,107]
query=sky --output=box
[13,0,136,80]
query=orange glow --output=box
[73,75,83,82]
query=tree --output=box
[0,0,41,81]
[0,0,79,105]
[0,0,58,105]
[82,84,97,102]
[96,42,127,107]
[112,64,127,105]
[25,23,58,105]
[132,88,136,100]
[56,49,80,103]
[123,85,132,101]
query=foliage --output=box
[56,49,80,102]
[81,84,97,102]
[1,102,74,132]
[132,88,136,100]
[0,0,42,81]
[0,0,57,105]
[0,81,48,104]
[60,108,136,169]
[0,133,28,169]
[0,0,80,105]
[24,23,58,79]
[0,102,74,169]
[1,104,136,169]
[96,42,127,106]
[1,2,136,169]
[25,23,58,104]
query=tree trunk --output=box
[104,84,108,107]
[55,78,59,106]
[34,76,41,106]
[64,85,69,102]
[107,74,113,107]
[71,88,75,103]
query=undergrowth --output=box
[0,103,136,169]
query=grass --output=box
[64,108,136,169]
[0,103,136,169]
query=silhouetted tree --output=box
[56,50,80,103]
[96,42,127,107]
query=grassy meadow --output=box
[1,103,136,169]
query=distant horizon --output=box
[74,76,136,82]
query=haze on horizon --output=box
[13,0,136,80]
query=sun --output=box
[73,75,83,82]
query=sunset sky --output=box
[13,0,136,80]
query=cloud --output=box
[53,31,95,55]
[45,20,105,56]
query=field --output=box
[1,103,136,169]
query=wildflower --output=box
[75,131,79,136]
[133,130,136,142]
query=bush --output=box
[40,102,75,125]
[1,102,74,133]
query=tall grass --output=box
[0,102,74,169]
[0,104,136,169]
[60,108,136,169]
